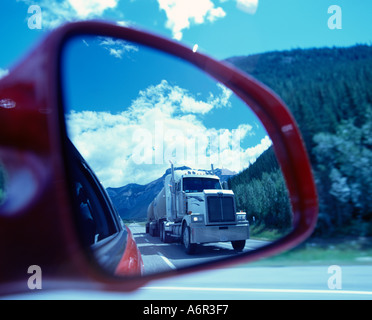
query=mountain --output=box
[226,44,372,236]
[225,44,372,156]
[107,166,236,221]
[106,173,164,221]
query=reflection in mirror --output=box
[0,161,6,206]
[61,35,293,277]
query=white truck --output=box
[146,164,249,254]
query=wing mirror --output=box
[0,21,317,294]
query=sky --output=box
[1,0,371,187]
[62,35,270,186]
[1,0,371,70]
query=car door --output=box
[68,140,142,275]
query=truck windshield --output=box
[183,177,222,193]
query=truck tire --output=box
[231,240,246,252]
[160,222,171,243]
[182,226,196,254]
[149,224,154,236]
[159,222,164,241]
[149,222,159,237]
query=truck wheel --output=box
[182,226,196,254]
[149,224,154,236]
[231,240,246,252]
[149,222,159,237]
[160,221,171,243]
[163,228,171,243]
[159,223,164,242]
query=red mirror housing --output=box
[0,21,318,295]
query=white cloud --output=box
[19,0,120,29]
[157,0,226,40]
[236,0,259,14]
[67,80,269,187]
[19,0,257,32]
[0,68,9,79]
[241,135,272,165]
[129,80,230,116]
[68,0,118,18]
[116,20,130,27]
[180,95,213,114]
[99,37,139,59]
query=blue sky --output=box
[1,0,371,187]
[63,35,269,186]
[1,0,371,71]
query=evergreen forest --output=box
[227,44,372,237]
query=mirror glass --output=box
[61,35,293,277]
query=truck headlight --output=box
[191,214,204,223]
[236,213,247,222]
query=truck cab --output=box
[147,166,250,254]
[176,173,223,218]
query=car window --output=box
[70,146,119,247]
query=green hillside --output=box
[227,44,372,237]
[229,147,292,236]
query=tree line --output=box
[228,44,372,237]
[229,147,292,233]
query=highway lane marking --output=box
[157,252,177,270]
[142,286,372,296]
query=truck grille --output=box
[207,196,235,223]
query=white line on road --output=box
[142,286,372,296]
[157,252,177,270]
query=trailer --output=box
[146,164,249,254]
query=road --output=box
[7,224,372,300]
[128,223,269,275]
[10,265,372,300]
[135,265,372,300]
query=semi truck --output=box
[146,164,249,254]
